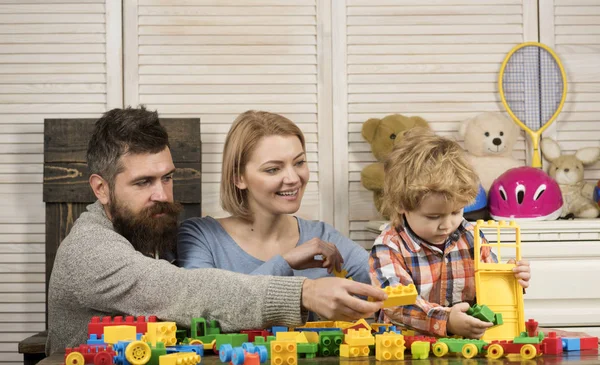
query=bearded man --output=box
[46,107,386,354]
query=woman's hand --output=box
[282,238,343,273]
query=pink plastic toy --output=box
[489,166,563,221]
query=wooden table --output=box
[39,347,599,365]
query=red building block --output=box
[65,344,116,365]
[525,319,539,337]
[88,315,157,337]
[240,330,272,343]
[580,337,599,351]
[404,336,437,349]
[542,332,563,355]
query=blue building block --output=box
[87,334,106,345]
[113,340,134,365]
[270,326,288,336]
[562,338,581,351]
[166,344,204,357]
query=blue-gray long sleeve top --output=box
[177,216,370,284]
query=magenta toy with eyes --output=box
[488,166,563,221]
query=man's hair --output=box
[220,110,306,222]
[87,106,169,187]
[382,127,480,227]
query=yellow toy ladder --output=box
[474,220,526,341]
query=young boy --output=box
[369,128,531,339]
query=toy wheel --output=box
[520,344,536,360]
[432,342,448,357]
[219,344,233,362]
[242,342,256,353]
[94,351,113,365]
[231,347,245,365]
[486,344,504,359]
[125,341,151,365]
[256,345,268,363]
[66,352,85,365]
[462,343,478,359]
[189,340,203,346]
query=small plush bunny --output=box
[541,137,600,218]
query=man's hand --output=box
[447,302,494,339]
[301,278,387,321]
[509,259,531,289]
[282,238,343,273]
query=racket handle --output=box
[531,149,542,169]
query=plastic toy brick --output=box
[333,321,354,329]
[297,331,318,344]
[513,331,545,344]
[270,326,288,336]
[525,319,539,337]
[343,329,374,347]
[294,327,341,334]
[87,334,106,345]
[65,344,116,365]
[432,338,488,359]
[341,318,372,334]
[332,268,349,279]
[159,352,201,365]
[375,333,405,361]
[88,316,157,337]
[104,325,137,345]
[467,304,503,326]
[411,341,430,360]
[146,322,178,347]
[318,330,343,357]
[562,337,581,351]
[270,341,297,365]
[296,343,318,359]
[219,343,268,365]
[297,321,335,328]
[147,342,167,365]
[542,332,563,355]
[339,344,370,358]
[240,330,271,343]
[165,344,203,357]
[404,335,436,348]
[381,284,418,308]
[253,336,275,359]
[580,337,599,351]
[275,331,308,343]
[484,340,544,360]
[190,317,221,339]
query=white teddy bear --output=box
[458,112,523,193]
[541,137,600,218]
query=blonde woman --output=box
[178,110,370,288]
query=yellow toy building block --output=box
[343,318,372,333]
[333,321,354,329]
[375,332,405,361]
[474,220,525,341]
[103,325,137,345]
[411,341,430,360]
[344,329,374,347]
[145,322,177,347]
[298,331,319,344]
[276,331,308,343]
[298,321,334,328]
[159,352,201,365]
[340,344,370,358]
[382,284,417,308]
[271,341,297,365]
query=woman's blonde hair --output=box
[220,110,306,222]
[381,127,480,227]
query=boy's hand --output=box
[509,259,531,289]
[301,278,387,321]
[447,302,494,339]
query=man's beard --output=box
[109,197,183,257]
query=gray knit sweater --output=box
[46,201,306,354]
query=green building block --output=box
[411,342,430,360]
[319,330,344,357]
[297,343,318,359]
[514,331,545,344]
[148,342,167,365]
[467,304,503,326]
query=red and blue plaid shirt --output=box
[369,218,497,337]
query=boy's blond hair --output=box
[382,127,480,227]
[220,110,306,222]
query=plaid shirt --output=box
[369,218,497,337]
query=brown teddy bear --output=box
[360,114,430,216]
